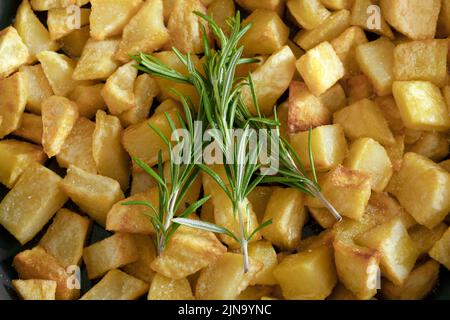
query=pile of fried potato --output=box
[0,0,450,301]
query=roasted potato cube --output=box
[90,0,143,40]
[60,25,90,58]
[248,240,278,285]
[333,239,380,300]
[409,223,448,257]
[83,233,139,279]
[93,110,130,190]
[355,218,419,285]
[41,96,79,158]
[237,285,273,300]
[165,0,210,54]
[351,0,394,39]
[327,283,359,300]
[247,186,273,223]
[380,0,441,40]
[240,9,289,56]
[20,64,53,114]
[274,245,337,300]
[13,246,79,300]
[294,9,351,51]
[56,117,97,173]
[429,226,450,270]
[106,188,157,235]
[122,108,181,167]
[290,124,348,172]
[388,153,450,229]
[207,0,236,37]
[287,81,331,133]
[69,83,106,118]
[148,274,194,300]
[39,209,91,268]
[235,0,285,14]
[37,51,82,97]
[0,27,29,77]
[73,38,121,81]
[31,0,77,10]
[13,279,56,300]
[116,0,169,62]
[296,42,345,96]
[0,140,46,188]
[13,113,43,145]
[241,45,296,116]
[262,188,306,250]
[407,132,449,162]
[14,0,59,62]
[440,159,450,173]
[122,235,156,283]
[344,137,393,192]
[374,95,404,134]
[392,81,450,132]
[0,72,27,138]
[151,223,227,279]
[368,192,417,229]
[81,269,149,300]
[195,252,263,300]
[381,260,440,300]
[60,165,124,226]
[0,163,67,244]
[320,0,353,10]
[346,74,374,104]
[394,40,448,87]
[334,99,395,146]
[287,0,330,30]
[318,83,347,112]
[308,207,337,229]
[47,7,90,40]
[438,0,450,37]
[355,37,395,96]
[102,62,138,115]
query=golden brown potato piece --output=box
[60,165,124,226]
[274,245,337,300]
[20,64,54,114]
[308,207,337,229]
[73,38,121,81]
[351,0,394,39]
[165,0,210,54]
[56,117,97,173]
[287,0,330,30]
[90,0,143,40]
[13,279,57,300]
[41,96,79,158]
[407,132,449,162]
[93,110,130,190]
[438,0,450,37]
[327,283,359,300]
[122,235,156,283]
[47,7,90,40]
[320,0,353,10]
[81,269,149,300]
[0,27,30,78]
[236,0,285,14]
[247,186,273,223]
[287,81,331,133]
[381,260,440,300]
[83,233,139,279]
[0,163,67,244]
[409,223,447,257]
[0,140,46,188]
[429,226,450,270]
[14,0,59,62]
[13,113,43,145]
[13,246,79,300]
[207,0,235,36]
[0,72,27,138]
[195,252,263,300]
[39,209,91,268]
[240,9,289,56]
[116,0,169,62]
[31,0,77,10]
[346,74,374,104]
[380,0,441,40]
[60,25,90,58]
[248,240,278,285]
[68,83,106,118]
[148,274,194,300]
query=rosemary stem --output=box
[241,239,249,274]
[237,202,250,273]
[307,184,342,221]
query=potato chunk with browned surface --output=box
[0,72,27,138]
[148,274,194,300]
[20,64,53,114]
[429,227,450,270]
[47,7,90,41]
[13,113,43,145]
[0,163,67,244]
[388,153,450,229]
[407,132,449,163]
[381,260,440,300]
[247,186,273,223]
[380,0,441,40]
[287,0,330,30]
[69,83,106,118]
[290,124,348,172]
[60,25,90,58]
[438,0,450,37]
[41,96,79,158]
[39,209,91,268]
[236,0,285,14]
[83,233,139,279]
[0,140,46,188]
[195,253,263,300]
[239,9,289,56]
[207,0,236,37]
[274,245,337,300]
[116,0,169,62]
[93,110,130,190]
[355,218,419,286]
[90,0,143,40]
[123,235,156,283]
[409,223,448,257]
[31,0,77,10]
[248,240,278,285]
[296,42,345,96]
[60,166,124,226]
[81,269,149,300]
[0,27,29,78]
[12,279,56,300]
[351,0,394,39]
[13,246,79,300]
